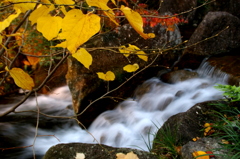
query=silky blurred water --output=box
[0,62,229,159]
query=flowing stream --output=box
[0,61,229,159]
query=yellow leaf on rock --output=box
[72,48,92,69]
[86,0,119,25]
[97,71,115,81]
[192,151,209,159]
[120,5,155,39]
[116,151,139,159]
[0,9,21,33]
[123,63,139,72]
[37,15,62,40]
[5,67,34,90]
[29,5,55,25]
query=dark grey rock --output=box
[183,11,240,56]
[152,101,219,148]
[209,0,240,19]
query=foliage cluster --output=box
[0,0,186,92]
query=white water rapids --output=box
[0,62,229,159]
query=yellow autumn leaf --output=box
[119,44,148,61]
[72,48,92,69]
[97,71,115,81]
[60,9,84,39]
[123,63,139,72]
[63,13,100,53]
[120,5,155,39]
[116,151,139,159]
[37,15,62,40]
[29,4,55,25]
[8,0,37,13]
[192,151,209,159]
[0,35,2,44]
[128,44,148,61]
[87,0,118,25]
[42,0,52,4]
[54,0,75,8]
[119,46,130,57]
[0,9,21,33]
[111,0,116,5]
[54,0,74,14]
[5,67,35,90]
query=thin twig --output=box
[32,91,39,159]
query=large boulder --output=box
[152,101,219,149]
[66,24,182,127]
[183,11,240,56]
[158,0,197,21]
[43,143,158,159]
[209,0,240,19]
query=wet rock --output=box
[206,54,240,86]
[66,24,182,127]
[43,143,158,159]
[183,11,240,56]
[181,137,229,159]
[161,69,199,83]
[152,101,220,149]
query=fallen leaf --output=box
[192,151,209,159]
[205,151,214,158]
[116,151,139,159]
[75,152,85,159]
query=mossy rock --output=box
[43,143,158,159]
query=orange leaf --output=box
[192,151,209,159]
